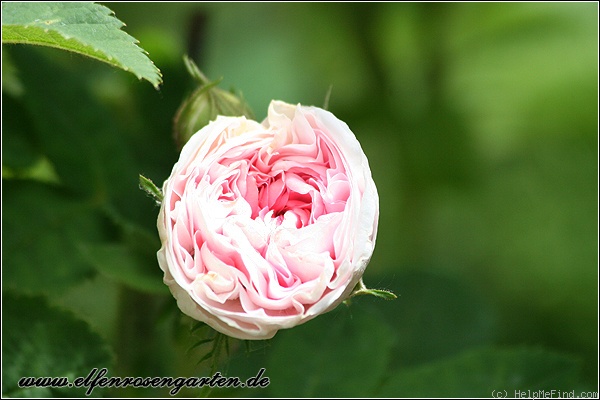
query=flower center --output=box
[254,172,315,227]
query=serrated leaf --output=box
[2,2,162,87]
[377,346,583,397]
[2,291,113,397]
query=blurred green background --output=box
[2,2,597,397]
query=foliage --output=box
[2,2,161,87]
[2,291,114,397]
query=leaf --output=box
[370,288,397,299]
[9,46,140,204]
[1,2,162,87]
[139,174,163,204]
[349,278,397,300]
[2,180,106,295]
[2,157,60,184]
[266,303,395,397]
[377,346,583,397]
[1,49,24,96]
[80,243,167,295]
[85,208,167,294]
[1,92,39,171]
[2,291,113,397]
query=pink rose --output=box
[157,100,379,340]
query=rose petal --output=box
[157,100,379,340]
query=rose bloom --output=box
[157,100,379,340]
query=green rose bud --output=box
[173,55,254,149]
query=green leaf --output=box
[81,243,167,295]
[9,46,140,203]
[2,157,60,184]
[1,2,162,87]
[1,92,39,171]
[183,54,211,84]
[139,174,163,204]
[2,291,113,397]
[266,303,395,397]
[3,180,106,295]
[83,208,167,294]
[357,288,398,300]
[349,278,397,300]
[377,346,583,397]
[1,49,24,96]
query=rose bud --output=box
[173,56,254,149]
[158,100,379,340]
